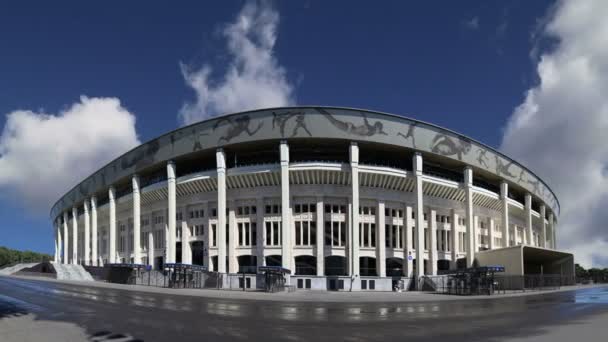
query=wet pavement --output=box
[0,276,607,342]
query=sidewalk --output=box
[6,274,606,303]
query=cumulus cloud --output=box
[464,16,480,30]
[178,0,295,125]
[0,96,140,215]
[501,0,608,267]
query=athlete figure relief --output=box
[316,107,387,136]
[476,148,490,168]
[397,122,417,148]
[272,111,312,138]
[494,155,517,179]
[213,115,263,143]
[430,134,471,161]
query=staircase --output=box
[0,263,38,275]
[52,262,94,281]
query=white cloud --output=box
[179,0,295,125]
[0,96,140,215]
[501,0,608,268]
[464,16,480,30]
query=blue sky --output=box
[8,0,606,265]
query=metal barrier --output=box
[428,273,574,295]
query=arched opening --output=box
[265,255,282,267]
[324,256,347,276]
[437,259,450,273]
[295,255,317,275]
[238,255,257,273]
[191,241,204,266]
[386,257,404,277]
[176,242,182,263]
[359,257,377,276]
[211,256,218,272]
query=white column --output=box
[203,201,212,270]
[429,209,438,275]
[91,197,98,266]
[464,167,475,267]
[405,206,414,276]
[450,210,459,269]
[53,222,58,263]
[280,141,292,271]
[377,201,386,277]
[525,194,533,246]
[349,142,360,276]
[148,231,154,267]
[228,202,237,273]
[132,175,141,264]
[181,220,192,264]
[473,215,479,253]
[63,212,69,264]
[500,182,510,248]
[550,213,556,249]
[72,207,78,265]
[256,198,265,268]
[413,153,425,281]
[216,149,227,273]
[316,197,324,276]
[83,201,90,266]
[167,162,177,263]
[109,187,117,264]
[489,218,495,250]
[56,221,62,263]
[540,205,547,248]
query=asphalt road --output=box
[1,276,607,342]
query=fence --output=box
[130,269,219,289]
[426,274,575,295]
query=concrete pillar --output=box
[489,218,495,250]
[132,175,141,264]
[56,221,62,263]
[63,212,69,264]
[72,207,78,264]
[203,201,212,271]
[167,162,177,263]
[413,153,425,281]
[540,205,547,248]
[525,194,533,246]
[109,187,117,264]
[377,201,386,277]
[405,206,414,276]
[316,197,324,276]
[473,215,479,253]
[500,182,510,247]
[429,209,438,275]
[181,220,192,264]
[148,231,154,267]
[83,201,90,266]
[280,141,292,271]
[464,167,475,267]
[256,198,265,268]
[228,202,237,273]
[450,210,459,269]
[216,149,227,273]
[91,197,98,266]
[350,142,360,276]
[550,213,555,249]
[53,222,58,263]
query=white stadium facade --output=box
[50,107,574,291]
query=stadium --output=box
[49,107,574,291]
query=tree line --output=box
[576,263,608,283]
[0,246,52,268]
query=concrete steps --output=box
[51,262,94,281]
[0,263,38,275]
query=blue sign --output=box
[408,255,413,261]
